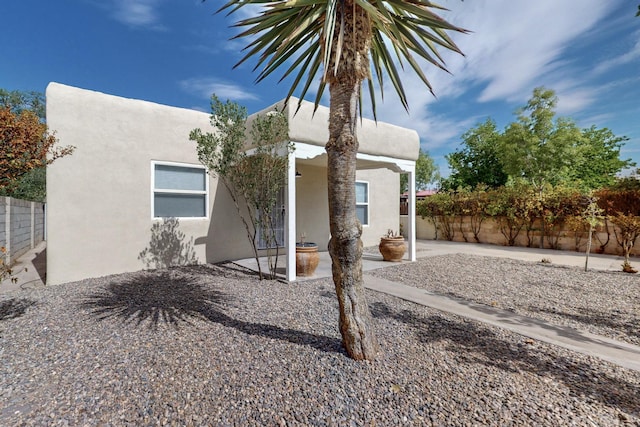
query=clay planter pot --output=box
[296,242,319,277]
[379,237,406,262]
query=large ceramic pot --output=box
[379,237,406,262]
[296,242,319,276]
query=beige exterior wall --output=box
[356,169,401,247]
[46,83,254,285]
[46,83,412,285]
[246,97,420,162]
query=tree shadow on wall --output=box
[80,266,344,354]
[138,218,198,269]
[370,301,640,418]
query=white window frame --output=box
[151,161,209,220]
[355,180,369,227]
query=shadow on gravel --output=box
[371,301,640,418]
[438,294,638,353]
[0,298,35,321]
[530,306,639,343]
[80,267,344,355]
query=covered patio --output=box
[249,97,420,282]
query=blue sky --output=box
[3,0,639,176]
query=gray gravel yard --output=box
[370,254,640,347]
[1,259,639,426]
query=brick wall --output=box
[0,197,46,265]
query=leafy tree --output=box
[447,88,632,191]
[214,0,466,360]
[498,87,582,187]
[0,107,73,191]
[442,118,507,189]
[569,126,634,190]
[400,149,439,193]
[0,89,45,119]
[190,95,292,280]
[0,167,46,202]
[0,89,55,201]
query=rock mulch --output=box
[370,253,640,347]
[0,260,639,426]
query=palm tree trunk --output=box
[326,80,379,361]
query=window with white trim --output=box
[355,181,369,226]
[152,162,208,219]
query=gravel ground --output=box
[369,253,640,347]
[0,261,639,426]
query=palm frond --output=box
[212,0,467,115]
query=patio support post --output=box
[285,150,297,281]
[407,167,416,261]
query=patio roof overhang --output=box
[247,98,419,281]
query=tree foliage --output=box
[400,149,439,193]
[190,95,292,280]
[0,106,74,191]
[0,88,45,119]
[443,119,507,190]
[569,126,632,189]
[499,88,583,187]
[0,167,46,202]
[444,88,634,191]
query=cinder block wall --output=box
[0,197,46,265]
[412,215,634,256]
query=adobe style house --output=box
[45,83,418,285]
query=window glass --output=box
[355,182,368,203]
[355,181,369,225]
[153,163,207,218]
[155,164,205,191]
[356,205,368,225]
[154,194,206,218]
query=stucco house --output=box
[45,82,418,285]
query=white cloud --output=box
[110,0,165,29]
[432,0,617,103]
[343,0,631,172]
[179,77,259,101]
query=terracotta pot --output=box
[379,237,406,262]
[296,243,319,276]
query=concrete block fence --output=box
[0,197,45,265]
[402,214,633,257]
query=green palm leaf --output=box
[215,0,467,114]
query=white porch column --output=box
[407,167,417,261]
[285,150,297,281]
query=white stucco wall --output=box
[356,168,401,246]
[46,83,414,285]
[247,97,420,162]
[294,164,400,250]
[46,83,253,285]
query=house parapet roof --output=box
[247,97,420,162]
